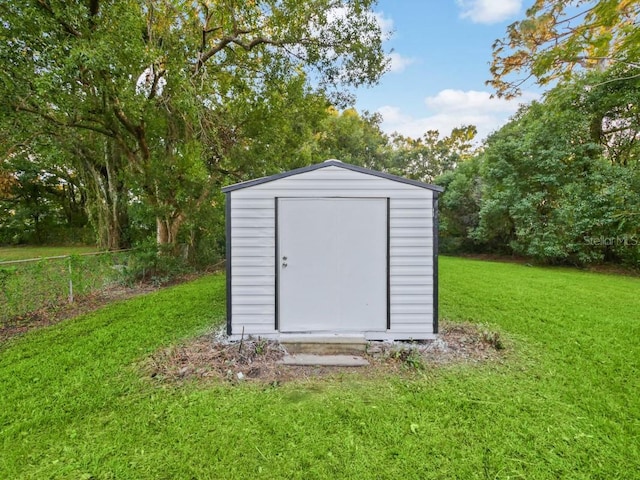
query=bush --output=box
[436,156,485,254]
[120,241,193,286]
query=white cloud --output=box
[388,52,415,73]
[372,11,416,75]
[425,89,528,113]
[378,105,411,124]
[373,11,394,38]
[457,0,522,24]
[377,89,539,141]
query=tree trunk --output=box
[153,181,212,253]
[156,213,186,250]
[82,139,130,250]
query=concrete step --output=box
[279,335,367,355]
[278,354,369,367]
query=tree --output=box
[0,108,129,249]
[0,0,388,249]
[579,65,640,165]
[0,149,89,245]
[223,75,331,179]
[472,78,640,265]
[473,98,603,260]
[436,155,483,253]
[311,108,389,168]
[383,125,478,183]
[489,0,640,98]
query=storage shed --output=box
[222,160,443,341]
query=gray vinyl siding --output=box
[388,198,434,333]
[229,197,275,334]
[229,165,436,338]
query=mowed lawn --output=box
[0,246,98,262]
[0,258,638,479]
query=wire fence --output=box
[0,250,133,324]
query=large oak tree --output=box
[1,0,388,249]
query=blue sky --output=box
[353,0,540,142]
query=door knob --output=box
[282,256,288,268]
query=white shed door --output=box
[278,197,387,333]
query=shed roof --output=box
[221,159,445,193]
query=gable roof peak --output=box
[221,159,444,193]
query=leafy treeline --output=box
[0,0,388,253]
[2,0,639,268]
[0,0,472,261]
[0,93,473,256]
[439,0,640,266]
[1,0,471,259]
[440,67,640,266]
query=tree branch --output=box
[14,102,114,137]
[230,36,282,51]
[111,99,151,162]
[194,29,284,74]
[35,0,83,37]
[2,133,45,160]
[147,66,166,100]
[195,36,236,71]
[88,0,100,30]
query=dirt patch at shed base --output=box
[145,321,507,385]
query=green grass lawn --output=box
[1,257,638,479]
[0,245,98,262]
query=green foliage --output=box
[579,63,640,165]
[310,108,389,168]
[477,83,640,264]
[383,126,478,183]
[254,337,269,356]
[182,191,227,268]
[390,347,426,371]
[1,1,484,261]
[436,155,484,253]
[0,0,389,252]
[123,245,193,287]
[443,68,640,266]
[0,149,90,245]
[489,0,640,98]
[222,76,332,179]
[1,260,639,478]
[0,266,17,294]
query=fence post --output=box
[68,256,74,304]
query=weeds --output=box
[481,329,504,350]
[254,337,268,355]
[390,347,426,370]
